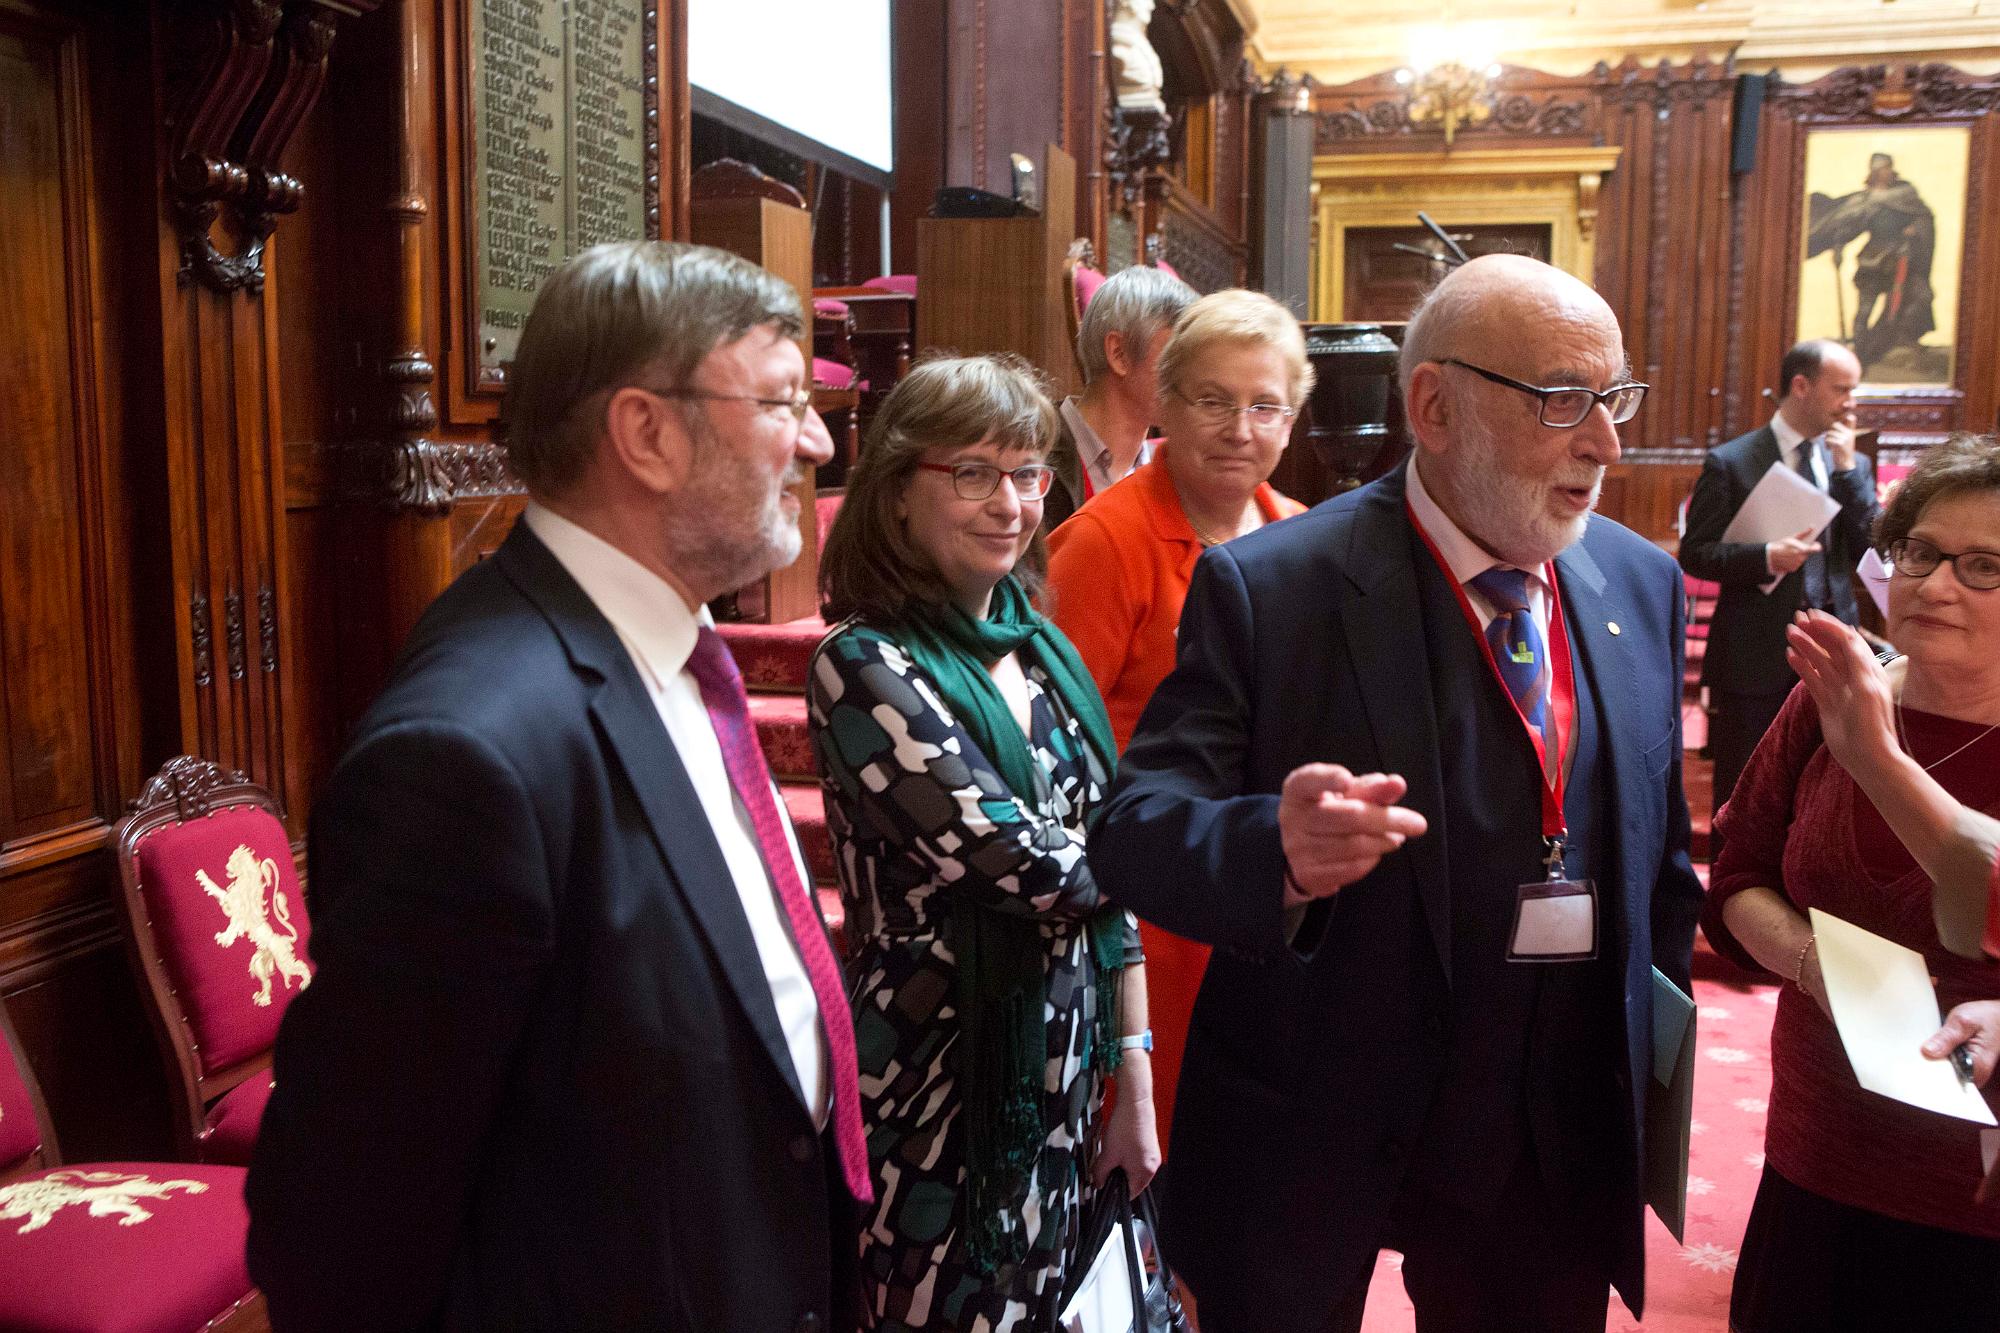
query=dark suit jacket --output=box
[247,521,855,1333]
[1680,424,1878,695]
[1043,403,1088,531]
[1088,467,1703,1328]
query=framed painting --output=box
[1797,124,1969,387]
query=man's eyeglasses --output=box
[643,386,814,422]
[915,461,1055,502]
[1886,537,2000,591]
[1171,387,1297,433]
[1442,359,1649,428]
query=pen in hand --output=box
[1950,1043,1976,1089]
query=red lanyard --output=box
[1082,469,1096,501]
[1406,501,1577,843]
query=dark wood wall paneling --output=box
[1312,58,2000,545]
[0,0,374,1158]
[0,0,172,1161]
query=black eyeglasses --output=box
[915,461,1055,502]
[1442,359,1649,428]
[1169,386,1297,433]
[642,386,813,422]
[1886,537,2000,591]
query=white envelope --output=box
[1858,546,1892,619]
[1718,462,1844,595]
[1809,908,1997,1126]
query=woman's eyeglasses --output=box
[1886,537,2000,591]
[1170,387,1296,433]
[915,461,1055,502]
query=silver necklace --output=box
[1895,702,2000,772]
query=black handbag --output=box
[1059,1168,1190,1333]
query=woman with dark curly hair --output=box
[810,354,1157,1331]
[1703,432,2000,1332]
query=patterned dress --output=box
[808,620,1141,1332]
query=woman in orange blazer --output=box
[1046,288,1311,1152]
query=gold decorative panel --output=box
[1311,145,1623,321]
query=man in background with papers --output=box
[1681,339,1878,847]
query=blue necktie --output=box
[1794,439,1833,610]
[1468,567,1549,737]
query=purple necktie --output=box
[684,626,873,1205]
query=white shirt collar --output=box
[1770,409,1810,458]
[1405,454,1547,593]
[523,501,703,690]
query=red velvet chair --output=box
[112,757,312,1166]
[1063,238,1105,382]
[0,1004,266,1331]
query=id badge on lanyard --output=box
[1408,503,1598,963]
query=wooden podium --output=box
[917,145,1079,400]
[691,162,819,624]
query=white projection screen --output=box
[688,0,894,188]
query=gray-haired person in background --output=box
[1043,264,1198,530]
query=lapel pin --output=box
[1607,621,1622,636]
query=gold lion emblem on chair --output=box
[0,1169,209,1234]
[195,844,312,1007]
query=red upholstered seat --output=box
[813,297,851,318]
[0,1034,39,1172]
[0,1163,258,1333]
[133,803,311,1073]
[0,1005,264,1332]
[862,273,917,295]
[200,1068,275,1167]
[1073,263,1106,312]
[813,356,858,391]
[114,757,310,1164]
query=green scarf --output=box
[894,575,1128,1272]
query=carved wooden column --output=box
[155,0,378,821]
[1252,67,1316,316]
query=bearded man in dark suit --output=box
[248,242,864,1333]
[1091,255,1703,1333]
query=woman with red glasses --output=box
[812,355,1156,1331]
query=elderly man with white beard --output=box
[1089,254,1703,1333]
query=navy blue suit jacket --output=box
[1089,467,1703,1326]
[1680,424,1878,695]
[248,521,855,1332]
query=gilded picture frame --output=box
[1796,124,1969,388]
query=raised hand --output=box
[1825,415,1859,472]
[1785,608,1899,779]
[1279,764,1428,900]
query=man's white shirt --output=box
[525,502,828,1127]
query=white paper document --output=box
[1059,1224,1146,1333]
[1858,546,1892,618]
[1809,908,1997,1125]
[1718,462,1844,595]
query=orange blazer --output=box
[1046,447,1306,752]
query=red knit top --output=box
[1703,686,2000,1238]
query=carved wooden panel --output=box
[1342,222,1550,322]
[0,19,109,856]
[0,0,179,1162]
